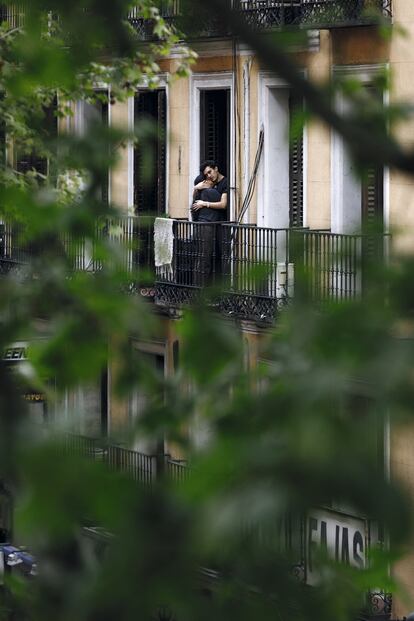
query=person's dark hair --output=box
[200,159,219,174]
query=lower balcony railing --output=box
[42,430,393,618]
[154,220,389,322]
[61,431,189,487]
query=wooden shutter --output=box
[200,89,229,177]
[361,85,384,264]
[362,166,383,231]
[157,89,167,215]
[289,94,304,228]
[100,96,109,205]
[361,165,384,265]
[0,92,5,167]
[134,89,166,215]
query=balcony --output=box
[0,216,155,294]
[61,431,190,486]
[0,217,388,321]
[154,220,389,323]
[57,429,392,619]
[127,0,392,41]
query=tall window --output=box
[259,77,304,230]
[134,89,166,214]
[332,74,385,235]
[199,89,230,178]
[80,91,109,204]
[16,95,58,183]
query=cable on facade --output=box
[232,36,241,218]
[237,125,264,224]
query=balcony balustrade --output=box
[0,217,389,321]
[0,2,392,40]
[59,428,390,619]
[61,431,189,486]
[154,220,389,322]
[0,215,155,292]
[127,0,392,41]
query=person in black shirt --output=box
[191,160,228,222]
[191,160,228,284]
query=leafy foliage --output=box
[0,2,413,621]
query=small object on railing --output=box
[154,217,174,277]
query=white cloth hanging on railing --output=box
[154,217,174,274]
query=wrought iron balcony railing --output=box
[61,431,189,486]
[154,220,389,322]
[59,429,390,619]
[127,0,392,41]
[0,215,155,290]
[0,2,391,41]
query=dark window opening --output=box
[200,89,230,179]
[129,348,165,455]
[0,92,5,168]
[16,95,58,183]
[134,89,167,215]
[100,366,108,437]
[82,92,109,204]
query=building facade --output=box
[2,1,414,618]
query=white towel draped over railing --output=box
[154,217,174,276]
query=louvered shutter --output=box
[100,97,109,205]
[0,92,5,167]
[134,89,166,214]
[360,86,384,263]
[199,89,229,177]
[362,166,383,231]
[361,165,384,265]
[289,94,304,228]
[157,89,167,215]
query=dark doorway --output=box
[76,91,109,204]
[134,89,167,215]
[200,89,230,178]
[16,95,58,184]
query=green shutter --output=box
[289,94,304,228]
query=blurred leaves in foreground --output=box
[0,1,414,621]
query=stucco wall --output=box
[389,0,414,251]
[168,67,191,219]
[110,99,130,212]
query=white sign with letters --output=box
[306,508,367,585]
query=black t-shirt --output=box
[193,176,228,222]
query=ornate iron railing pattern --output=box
[155,219,220,307]
[154,221,389,320]
[0,2,392,38]
[219,224,291,321]
[127,0,392,40]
